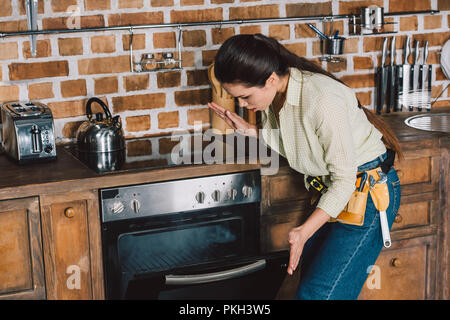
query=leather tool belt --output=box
[329,167,383,226]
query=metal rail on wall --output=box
[0,9,440,71]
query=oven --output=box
[100,170,288,300]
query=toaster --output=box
[1,101,57,164]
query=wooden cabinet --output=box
[40,191,104,300]
[358,236,436,300]
[0,197,45,299]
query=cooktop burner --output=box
[65,131,268,174]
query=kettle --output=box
[76,97,125,153]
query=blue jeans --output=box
[295,152,401,300]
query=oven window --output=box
[117,217,244,275]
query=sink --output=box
[404,113,450,133]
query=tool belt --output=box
[329,168,382,226]
[309,149,395,226]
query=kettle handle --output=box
[86,97,112,121]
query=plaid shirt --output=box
[261,68,386,218]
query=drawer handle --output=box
[394,214,403,223]
[396,169,403,178]
[64,207,75,218]
[390,258,402,267]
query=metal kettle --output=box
[76,97,125,153]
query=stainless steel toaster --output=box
[1,101,57,164]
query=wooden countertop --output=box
[0,107,448,200]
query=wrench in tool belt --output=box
[369,173,392,248]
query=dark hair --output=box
[214,34,403,159]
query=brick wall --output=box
[0,0,449,143]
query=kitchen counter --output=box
[0,107,449,200]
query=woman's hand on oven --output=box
[208,102,258,137]
[287,226,308,275]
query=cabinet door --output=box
[40,191,104,300]
[358,236,436,300]
[0,197,45,299]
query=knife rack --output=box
[376,64,433,114]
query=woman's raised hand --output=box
[207,102,258,137]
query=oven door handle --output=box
[165,259,266,286]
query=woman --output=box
[208,34,402,300]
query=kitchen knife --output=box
[402,36,411,112]
[386,37,396,113]
[394,38,403,112]
[409,40,419,111]
[424,41,432,112]
[376,37,388,114]
[417,41,427,111]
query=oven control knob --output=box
[111,201,124,214]
[130,199,141,214]
[195,191,205,204]
[211,190,221,202]
[242,185,253,198]
[227,188,238,200]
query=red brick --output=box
[61,79,87,98]
[353,56,374,70]
[58,37,83,56]
[94,76,118,95]
[9,61,69,80]
[211,27,235,45]
[174,88,211,106]
[186,69,209,86]
[229,5,279,20]
[0,85,20,103]
[269,24,291,40]
[124,74,149,92]
[356,91,372,107]
[158,111,179,129]
[287,2,332,16]
[108,12,164,26]
[400,16,418,31]
[170,8,222,23]
[157,71,181,88]
[23,39,51,58]
[51,0,77,12]
[112,93,166,112]
[187,108,209,125]
[127,140,152,156]
[78,56,129,75]
[123,34,146,51]
[0,42,18,60]
[118,0,143,8]
[42,15,105,29]
[126,115,151,132]
[47,99,91,119]
[151,0,174,7]
[338,0,383,14]
[0,1,12,17]
[84,0,111,10]
[28,82,54,100]
[153,32,176,49]
[423,15,442,30]
[183,30,206,47]
[340,73,376,89]
[91,35,116,53]
[389,0,431,12]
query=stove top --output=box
[65,131,268,175]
